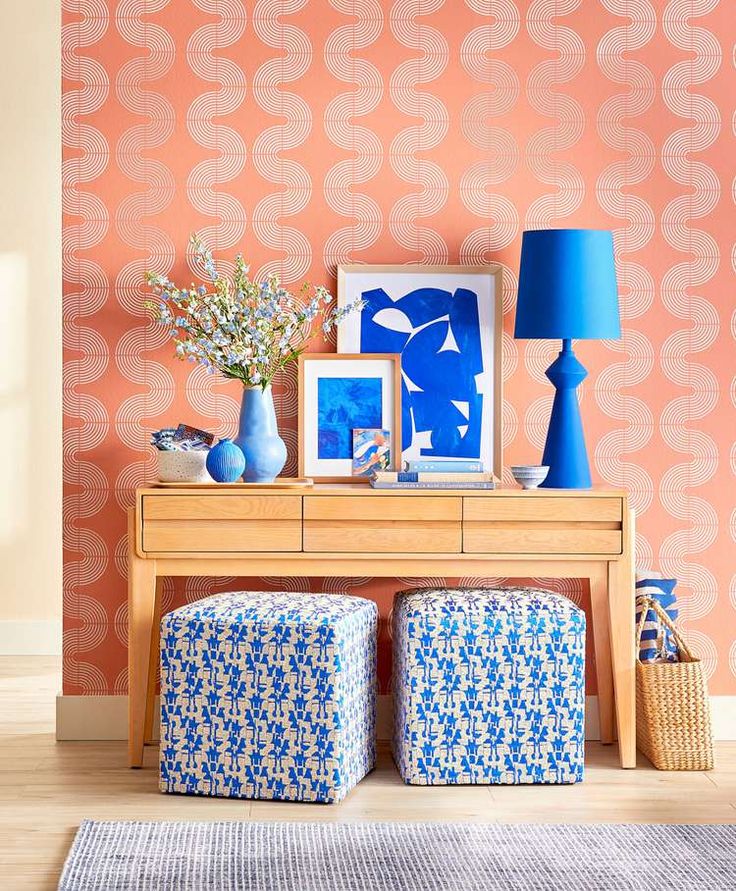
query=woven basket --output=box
[636,597,714,770]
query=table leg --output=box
[608,509,636,768]
[128,513,157,768]
[589,565,615,745]
[143,577,163,746]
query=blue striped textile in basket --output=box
[635,573,678,663]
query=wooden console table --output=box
[128,485,636,769]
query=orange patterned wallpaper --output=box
[62,0,735,697]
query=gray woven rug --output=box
[59,820,736,890]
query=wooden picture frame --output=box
[298,353,402,483]
[337,264,503,479]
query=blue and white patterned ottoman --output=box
[392,587,585,785]
[160,591,378,803]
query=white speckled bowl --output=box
[510,464,549,490]
[157,449,212,483]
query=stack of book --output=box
[370,459,494,489]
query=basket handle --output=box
[635,596,695,663]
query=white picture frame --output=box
[337,265,502,477]
[298,353,402,483]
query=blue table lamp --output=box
[515,229,620,489]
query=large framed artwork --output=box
[298,353,402,482]
[337,265,503,477]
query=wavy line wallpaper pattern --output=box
[62,0,735,697]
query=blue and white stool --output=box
[392,586,586,785]
[160,591,377,803]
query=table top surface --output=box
[139,483,628,498]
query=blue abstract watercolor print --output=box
[317,377,382,459]
[358,286,483,457]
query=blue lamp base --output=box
[540,339,592,489]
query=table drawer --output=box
[463,526,622,555]
[142,494,301,521]
[141,495,302,553]
[463,497,623,524]
[303,496,461,553]
[463,496,623,555]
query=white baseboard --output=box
[56,692,130,741]
[710,697,736,740]
[56,694,736,743]
[57,693,603,742]
[0,619,61,655]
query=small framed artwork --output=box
[352,428,391,476]
[298,353,402,482]
[337,264,503,478]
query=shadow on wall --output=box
[0,249,61,654]
[0,251,29,545]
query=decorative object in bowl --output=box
[157,449,212,483]
[511,465,549,490]
[206,438,246,483]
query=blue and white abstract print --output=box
[160,591,378,803]
[392,586,586,785]
[360,286,482,457]
[338,268,498,471]
[317,376,382,459]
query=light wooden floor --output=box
[2,658,735,890]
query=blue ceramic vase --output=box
[234,385,287,483]
[206,438,246,483]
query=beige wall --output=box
[0,0,61,653]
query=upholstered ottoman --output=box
[392,587,585,785]
[160,591,377,803]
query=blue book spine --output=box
[371,481,495,490]
[404,460,484,473]
[397,472,419,482]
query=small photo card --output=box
[352,428,391,477]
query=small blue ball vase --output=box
[205,438,246,483]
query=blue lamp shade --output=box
[515,229,620,340]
